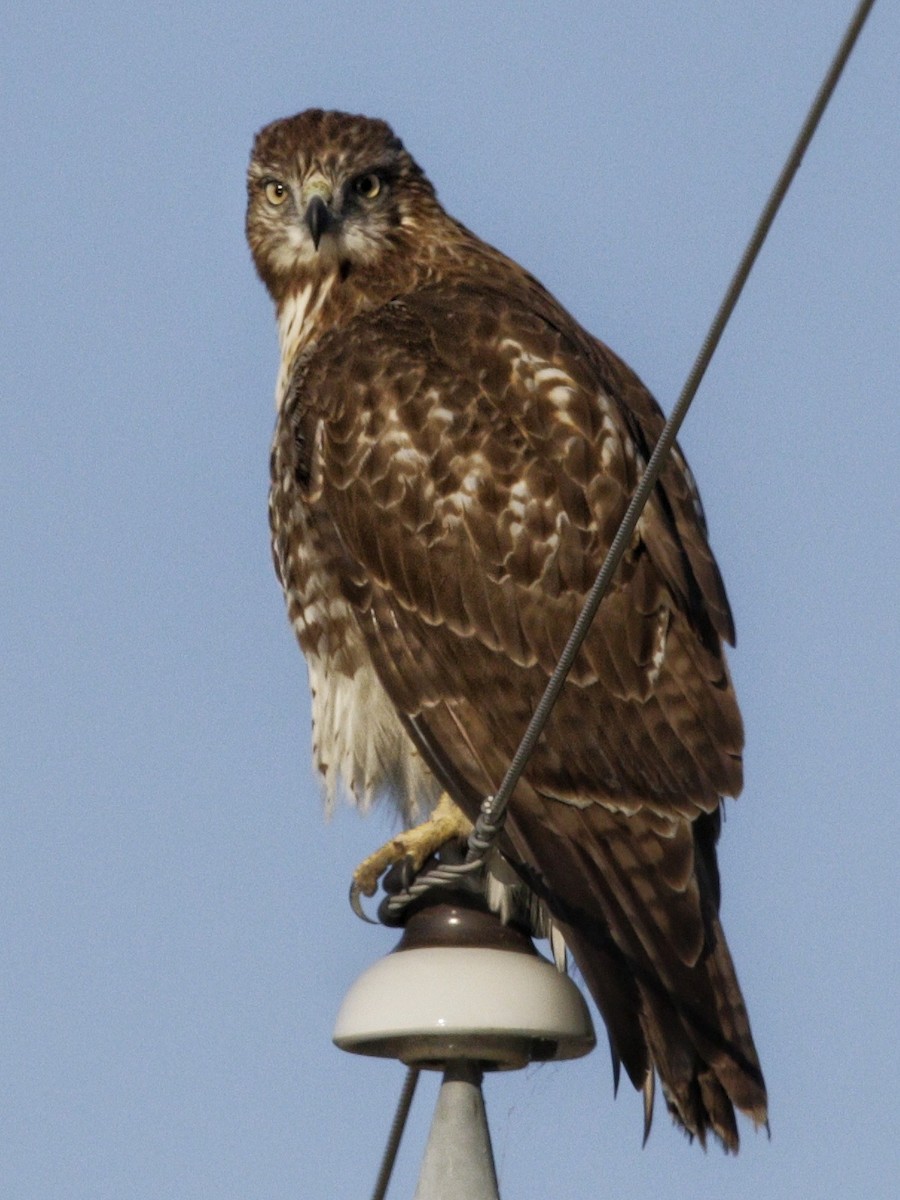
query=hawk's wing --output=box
[289,279,741,810]
[283,279,765,1146]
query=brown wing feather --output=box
[291,283,742,804]
[279,276,764,1147]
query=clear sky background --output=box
[3,3,898,1198]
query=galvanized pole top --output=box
[414,1062,499,1200]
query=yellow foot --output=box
[352,792,473,898]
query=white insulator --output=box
[333,903,595,1070]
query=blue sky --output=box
[3,2,898,1197]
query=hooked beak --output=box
[302,177,336,250]
[305,194,333,249]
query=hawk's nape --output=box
[247,108,767,1151]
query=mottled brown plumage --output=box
[247,108,767,1150]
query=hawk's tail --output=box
[507,800,768,1151]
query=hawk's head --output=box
[246,109,439,300]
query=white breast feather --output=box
[307,649,441,821]
[275,278,336,409]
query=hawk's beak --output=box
[302,177,336,250]
[305,195,334,250]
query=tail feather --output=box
[504,795,767,1151]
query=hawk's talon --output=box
[349,880,381,925]
[348,793,473,920]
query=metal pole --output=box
[413,1062,500,1200]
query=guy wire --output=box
[370,1067,420,1200]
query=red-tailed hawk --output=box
[247,109,767,1151]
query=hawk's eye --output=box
[353,173,382,200]
[264,180,288,206]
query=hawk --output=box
[247,109,767,1151]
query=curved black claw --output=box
[348,879,381,924]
